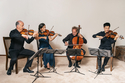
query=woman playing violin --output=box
[36,23,58,69]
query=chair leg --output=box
[41,56,42,67]
[96,56,98,69]
[15,60,18,74]
[110,57,113,71]
[6,57,8,70]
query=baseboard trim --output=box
[0,54,5,56]
[0,54,116,58]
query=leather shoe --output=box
[73,63,81,68]
[97,69,102,74]
[7,69,11,75]
[68,61,72,67]
[23,68,34,73]
[102,66,105,71]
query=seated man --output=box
[7,20,37,75]
[92,22,119,74]
[63,26,87,68]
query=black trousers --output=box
[9,49,35,70]
[97,56,110,69]
[66,49,86,63]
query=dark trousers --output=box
[9,49,35,70]
[98,56,110,69]
[66,49,86,64]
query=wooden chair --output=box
[36,40,43,67]
[96,43,115,71]
[3,37,28,74]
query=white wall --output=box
[0,0,125,56]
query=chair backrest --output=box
[36,40,40,50]
[3,37,11,57]
[111,42,116,55]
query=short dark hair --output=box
[103,22,110,27]
[38,23,45,32]
[72,26,78,32]
[15,21,19,27]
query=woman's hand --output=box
[55,33,58,36]
[43,37,47,40]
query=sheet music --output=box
[88,48,112,57]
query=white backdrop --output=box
[0,0,125,56]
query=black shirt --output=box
[92,31,116,50]
[9,29,35,51]
[63,33,87,48]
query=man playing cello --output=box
[63,26,87,68]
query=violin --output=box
[105,27,124,39]
[70,25,84,61]
[20,28,35,36]
[20,29,34,36]
[20,25,35,36]
[39,29,62,36]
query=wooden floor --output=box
[0,56,125,83]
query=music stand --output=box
[42,49,66,75]
[64,49,85,75]
[88,48,112,79]
[29,48,51,83]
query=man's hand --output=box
[65,42,68,46]
[33,31,38,37]
[96,36,103,40]
[22,34,28,39]
[114,34,119,40]
[78,33,83,38]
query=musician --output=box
[7,20,37,75]
[36,23,58,69]
[92,22,119,74]
[63,26,87,68]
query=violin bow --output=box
[112,27,119,32]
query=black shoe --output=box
[23,68,34,73]
[97,69,102,74]
[102,66,105,71]
[68,61,72,67]
[47,68,50,70]
[73,63,81,68]
[7,68,11,75]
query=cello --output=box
[70,25,84,61]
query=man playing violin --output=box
[7,20,37,75]
[63,26,87,68]
[92,22,119,74]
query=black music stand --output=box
[42,49,66,75]
[64,49,85,75]
[88,48,112,79]
[29,48,51,83]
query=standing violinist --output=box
[63,26,87,68]
[35,23,58,69]
[7,20,37,75]
[92,22,119,74]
